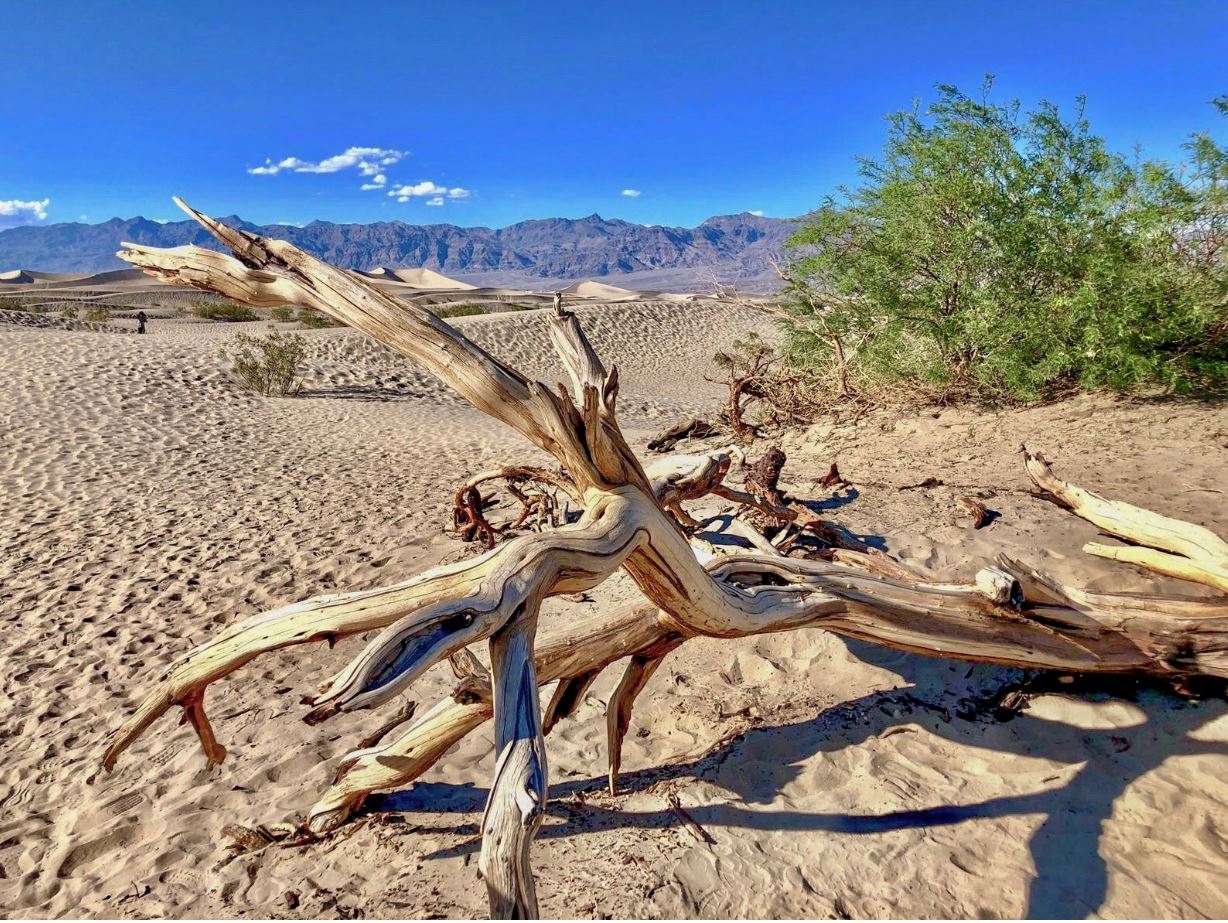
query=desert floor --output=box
[2,302,1227,919]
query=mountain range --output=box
[0,212,796,291]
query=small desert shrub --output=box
[270,305,294,323]
[223,331,308,396]
[193,300,258,322]
[434,304,486,319]
[60,304,78,320]
[296,307,345,328]
[83,305,111,323]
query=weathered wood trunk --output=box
[99,199,1228,918]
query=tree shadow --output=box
[370,642,1227,918]
[799,485,861,514]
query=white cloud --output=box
[621,188,641,198]
[0,197,50,228]
[749,209,765,217]
[390,180,446,198]
[360,173,388,190]
[248,146,406,179]
[389,182,471,204]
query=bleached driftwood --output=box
[1026,451,1228,592]
[101,200,1228,918]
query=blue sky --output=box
[2,0,1225,229]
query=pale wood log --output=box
[645,451,734,507]
[699,514,789,557]
[480,606,548,918]
[312,697,491,832]
[542,670,602,734]
[1026,448,1228,593]
[606,644,679,795]
[1084,543,1228,592]
[307,602,669,831]
[103,204,1228,918]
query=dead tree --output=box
[451,466,579,547]
[101,200,1228,919]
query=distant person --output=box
[136,311,147,334]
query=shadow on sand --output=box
[370,641,1227,918]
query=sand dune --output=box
[1,268,155,290]
[1,270,93,284]
[55,268,151,288]
[563,279,639,300]
[356,266,477,290]
[1,300,1227,919]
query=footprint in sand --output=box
[100,791,144,818]
[54,823,139,878]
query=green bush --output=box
[60,304,78,320]
[269,305,294,323]
[434,303,486,319]
[295,307,345,328]
[782,83,1228,402]
[193,300,258,322]
[83,305,111,323]
[223,331,308,396]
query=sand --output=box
[1,298,1227,919]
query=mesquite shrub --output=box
[782,83,1228,402]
